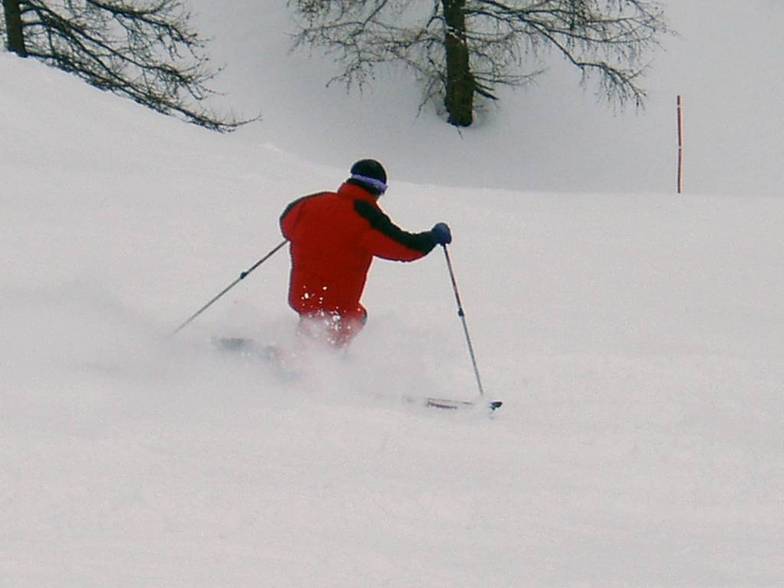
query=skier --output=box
[280,159,452,347]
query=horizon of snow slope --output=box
[2,56,783,586]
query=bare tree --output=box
[1,0,250,132]
[2,0,26,55]
[290,0,670,127]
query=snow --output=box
[2,1,784,585]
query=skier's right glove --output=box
[430,222,452,245]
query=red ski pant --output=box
[297,306,368,348]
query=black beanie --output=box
[349,159,388,195]
[351,159,387,183]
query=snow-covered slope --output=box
[2,23,783,588]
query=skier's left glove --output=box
[431,222,452,245]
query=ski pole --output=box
[172,239,288,335]
[441,244,485,397]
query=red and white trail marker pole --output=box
[677,95,684,194]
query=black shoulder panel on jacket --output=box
[354,200,436,254]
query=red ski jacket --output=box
[280,182,437,319]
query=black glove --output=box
[431,222,452,245]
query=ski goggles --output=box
[350,174,388,195]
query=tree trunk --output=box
[442,0,473,126]
[3,0,27,57]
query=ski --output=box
[410,396,503,411]
[212,336,281,360]
[213,338,503,411]
[213,336,255,351]
[211,336,300,379]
